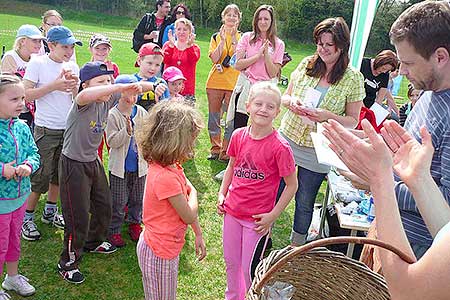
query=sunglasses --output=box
[176,10,185,15]
[261,5,274,12]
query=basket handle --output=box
[254,236,415,292]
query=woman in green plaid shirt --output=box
[277,17,365,246]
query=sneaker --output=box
[21,221,41,241]
[86,241,117,254]
[109,233,126,248]
[0,289,10,300]
[128,223,142,242]
[41,210,65,229]
[2,274,35,297]
[57,264,85,284]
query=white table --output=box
[319,169,372,257]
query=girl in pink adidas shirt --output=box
[217,82,297,300]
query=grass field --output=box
[0,2,409,299]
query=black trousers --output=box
[58,154,112,270]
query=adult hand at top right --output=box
[323,119,394,185]
[381,120,434,187]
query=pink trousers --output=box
[223,213,265,300]
[0,201,27,274]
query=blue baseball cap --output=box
[115,74,138,84]
[80,62,114,83]
[16,24,45,40]
[47,26,82,46]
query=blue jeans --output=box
[278,166,327,237]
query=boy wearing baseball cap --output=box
[106,75,149,248]
[57,63,158,284]
[134,42,169,110]
[21,26,81,242]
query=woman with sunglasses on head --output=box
[223,5,285,159]
[161,3,193,46]
[37,10,77,62]
[277,17,365,246]
[205,4,242,161]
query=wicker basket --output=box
[247,237,415,300]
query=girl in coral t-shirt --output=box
[136,101,206,300]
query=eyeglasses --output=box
[45,22,62,27]
[176,11,185,15]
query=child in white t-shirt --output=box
[21,26,81,242]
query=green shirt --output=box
[280,56,365,148]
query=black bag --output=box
[132,13,152,53]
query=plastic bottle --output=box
[367,197,375,222]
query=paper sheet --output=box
[369,102,389,126]
[311,124,350,171]
[303,87,322,108]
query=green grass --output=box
[0,4,410,300]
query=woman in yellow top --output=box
[278,17,365,246]
[205,4,242,161]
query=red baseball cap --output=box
[135,43,163,67]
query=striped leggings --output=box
[137,233,180,300]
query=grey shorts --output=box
[30,125,65,193]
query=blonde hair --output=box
[247,81,282,106]
[175,17,194,32]
[221,4,242,21]
[0,74,22,95]
[137,101,204,166]
[13,37,26,51]
[42,10,63,24]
